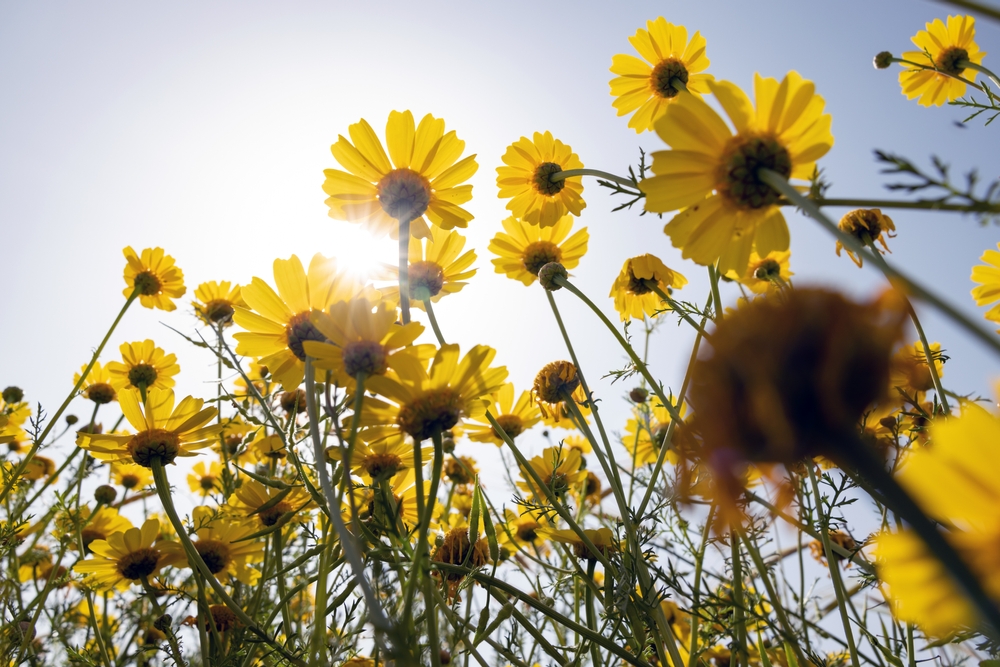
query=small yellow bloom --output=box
[172,506,265,585]
[110,461,152,490]
[379,227,476,308]
[74,362,117,405]
[890,341,945,395]
[192,281,245,326]
[488,215,589,286]
[625,402,684,467]
[898,15,986,107]
[73,519,173,590]
[496,132,585,227]
[465,383,541,446]
[187,460,223,496]
[835,209,896,267]
[610,18,712,133]
[971,242,1000,327]
[517,445,588,502]
[610,254,688,322]
[122,247,186,311]
[228,479,313,527]
[106,340,180,394]
[727,250,792,294]
[537,526,617,560]
[323,110,478,238]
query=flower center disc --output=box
[753,259,782,281]
[128,364,159,389]
[377,168,431,221]
[194,539,232,574]
[203,299,236,324]
[120,474,140,489]
[258,501,293,527]
[342,340,389,377]
[532,162,566,196]
[127,429,181,467]
[116,547,161,580]
[409,261,445,299]
[534,361,580,404]
[936,47,969,75]
[397,388,462,441]
[493,414,525,440]
[85,383,116,405]
[362,452,403,481]
[626,269,655,295]
[133,271,162,296]
[522,241,563,276]
[716,135,792,210]
[650,57,689,98]
[516,521,540,543]
[285,311,327,361]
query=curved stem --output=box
[800,197,1000,214]
[398,217,412,324]
[960,59,1000,90]
[149,459,307,666]
[423,298,447,345]
[935,0,1000,22]
[550,168,636,189]
[759,168,1000,358]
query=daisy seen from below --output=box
[77,388,222,468]
[517,445,588,502]
[172,506,264,585]
[875,403,1000,636]
[0,398,30,448]
[73,519,173,590]
[380,227,477,308]
[497,131,586,227]
[610,17,712,133]
[971,242,1000,328]
[488,215,589,286]
[362,344,508,442]
[611,254,688,322]
[640,72,834,275]
[122,246,186,311]
[228,479,313,528]
[187,460,223,496]
[890,341,945,396]
[727,250,792,294]
[106,340,180,397]
[350,431,429,484]
[110,461,152,491]
[465,382,541,446]
[625,401,684,467]
[357,469,428,530]
[322,110,478,238]
[74,362,117,405]
[303,296,425,388]
[835,208,896,267]
[232,253,368,390]
[898,15,986,107]
[192,280,245,327]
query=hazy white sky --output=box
[2,1,999,495]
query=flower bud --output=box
[537,262,567,291]
[94,485,118,505]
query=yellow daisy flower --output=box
[78,388,222,468]
[304,296,425,387]
[610,18,712,133]
[110,461,152,491]
[0,398,31,447]
[322,110,478,238]
[350,432,430,484]
[73,519,173,589]
[380,227,477,308]
[174,506,265,585]
[496,131,586,227]
[250,432,287,463]
[971,242,1000,326]
[465,383,541,446]
[216,416,256,464]
[23,456,56,482]
[488,215,589,286]
[228,479,313,528]
[537,526,617,560]
[890,341,945,396]
[357,469,428,530]
[727,250,792,294]
[624,401,684,467]
[74,361,117,405]
[122,246,186,311]
[498,508,550,554]
[106,340,180,394]
[362,344,508,442]
[187,460,223,496]
[610,254,688,322]
[640,72,834,275]
[898,15,986,107]
[192,280,245,327]
[232,253,367,390]
[875,404,1000,636]
[835,208,896,267]
[516,445,588,502]
[232,360,270,398]
[74,507,133,552]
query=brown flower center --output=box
[209,604,239,632]
[522,241,563,276]
[116,547,161,580]
[120,473,141,489]
[532,162,565,196]
[650,57,689,98]
[199,475,217,492]
[362,452,403,481]
[716,134,791,210]
[533,361,580,404]
[433,527,490,572]
[585,471,601,497]
[127,429,181,467]
[378,168,431,221]
[492,414,525,440]
[936,46,969,76]
[840,209,889,242]
[279,389,308,414]
[626,269,655,295]
[203,299,236,324]
[398,388,462,441]
[133,271,162,296]
[343,340,389,377]
[285,311,327,361]
[85,383,116,405]
[753,259,782,282]
[258,501,293,527]
[127,364,159,389]
[516,521,540,543]
[444,457,474,485]
[81,528,106,551]
[194,539,232,574]
[409,261,445,299]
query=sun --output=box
[330,225,398,281]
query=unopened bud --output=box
[153,614,172,632]
[94,485,118,505]
[537,262,567,291]
[629,387,648,403]
[873,51,893,69]
[65,414,79,425]
[2,386,24,403]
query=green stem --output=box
[959,59,1000,90]
[140,575,188,667]
[649,285,711,337]
[423,298,447,345]
[149,459,307,666]
[399,216,412,325]
[740,533,806,667]
[687,505,714,667]
[708,264,724,322]
[585,559,602,667]
[801,197,1000,214]
[0,290,139,505]
[935,0,1000,22]
[550,168,636,189]
[730,533,749,667]
[759,168,1000,358]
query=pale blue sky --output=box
[2,1,999,492]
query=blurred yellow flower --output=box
[537,526,617,560]
[187,460,223,496]
[611,254,688,322]
[497,131,585,227]
[727,250,792,294]
[228,479,313,527]
[890,341,944,395]
[322,110,478,238]
[610,18,712,133]
[971,242,1000,327]
[517,445,587,502]
[106,340,180,395]
[625,401,683,467]
[110,461,152,491]
[74,361,117,405]
[898,15,985,107]
[122,246,186,311]
[640,72,833,275]
[488,215,589,286]
[192,280,245,327]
